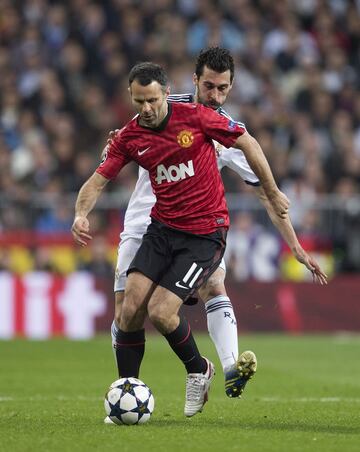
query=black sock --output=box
[163,316,207,374]
[114,328,145,377]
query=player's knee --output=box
[198,274,226,302]
[198,267,226,303]
[148,303,173,333]
[148,304,166,328]
[123,281,144,309]
[120,289,141,329]
[119,302,137,329]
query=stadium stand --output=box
[0,0,359,277]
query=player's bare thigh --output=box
[147,285,183,334]
[120,272,156,332]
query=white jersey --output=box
[121,166,153,238]
[120,94,260,240]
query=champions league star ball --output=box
[104,377,155,425]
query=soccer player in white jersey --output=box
[107,48,327,403]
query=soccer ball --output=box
[104,377,155,425]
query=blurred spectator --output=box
[187,2,244,55]
[0,0,359,274]
[225,212,281,281]
[78,235,114,277]
[35,203,73,233]
[281,175,318,229]
[333,177,360,272]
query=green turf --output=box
[1,334,359,452]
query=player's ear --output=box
[192,73,198,85]
[165,86,170,97]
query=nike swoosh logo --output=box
[138,146,151,155]
[175,281,188,289]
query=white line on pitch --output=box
[1,396,360,403]
[258,397,360,403]
[0,395,102,402]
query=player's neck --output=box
[157,102,169,126]
[138,102,171,131]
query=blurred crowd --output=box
[0,0,360,274]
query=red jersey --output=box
[96,102,245,234]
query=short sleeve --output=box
[197,104,246,148]
[96,128,131,180]
[217,146,260,185]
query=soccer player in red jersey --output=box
[104,49,327,410]
[72,62,289,417]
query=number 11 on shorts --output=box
[175,263,203,290]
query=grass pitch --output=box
[1,334,359,452]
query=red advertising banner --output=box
[0,272,112,339]
[0,272,359,338]
[183,277,360,333]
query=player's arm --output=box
[72,127,130,246]
[218,147,327,284]
[254,185,328,284]
[232,131,290,219]
[71,172,110,247]
[198,105,289,219]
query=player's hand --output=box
[100,129,120,160]
[268,189,290,219]
[107,129,120,145]
[293,247,328,285]
[71,216,93,247]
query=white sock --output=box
[205,295,238,373]
[111,320,118,364]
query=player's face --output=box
[130,80,170,128]
[193,65,233,109]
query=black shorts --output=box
[127,219,227,301]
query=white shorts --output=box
[114,234,143,292]
[114,235,226,292]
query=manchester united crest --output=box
[177,130,194,148]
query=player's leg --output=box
[149,226,226,416]
[105,276,153,428]
[198,264,239,372]
[148,285,207,372]
[115,271,156,377]
[116,219,173,378]
[106,292,125,425]
[147,285,214,417]
[110,291,124,365]
[111,235,143,374]
[115,267,154,378]
[198,261,257,398]
[110,290,123,347]
[106,250,148,425]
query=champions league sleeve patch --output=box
[228,120,237,130]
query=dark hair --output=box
[195,47,234,83]
[128,62,168,89]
